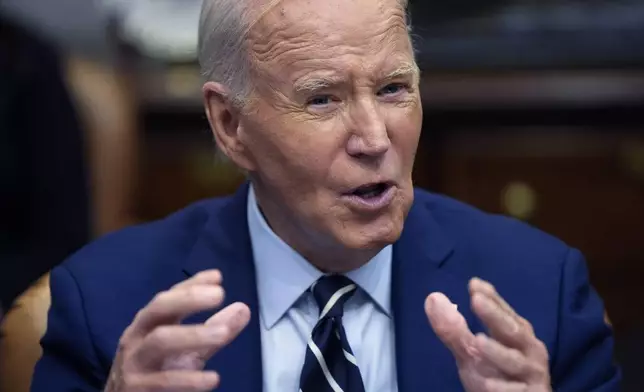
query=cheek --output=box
[282,135,340,181]
[246,118,342,186]
[387,107,422,159]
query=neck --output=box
[251,182,379,273]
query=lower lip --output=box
[341,186,396,212]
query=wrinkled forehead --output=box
[245,0,412,67]
[246,0,407,32]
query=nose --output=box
[345,99,391,158]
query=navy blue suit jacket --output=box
[32,185,620,391]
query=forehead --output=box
[247,0,413,79]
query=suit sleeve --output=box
[31,266,107,391]
[550,248,621,391]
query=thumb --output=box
[425,293,477,363]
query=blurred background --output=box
[0,0,642,390]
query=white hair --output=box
[198,0,412,109]
[198,0,254,108]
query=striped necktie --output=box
[299,275,366,392]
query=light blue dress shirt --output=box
[247,186,399,392]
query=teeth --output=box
[355,184,385,198]
[361,191,377,198]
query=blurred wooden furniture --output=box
[415,71,644,337]
[0,55,138,392]
[422,129,644,333]
[65,55,140,236]
[131,63,247,221]
[413,72,644,389]
[0,274,50,392]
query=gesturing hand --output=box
[104,270,251,392]
[425,278,551,392]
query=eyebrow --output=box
[294,75,345,94]
[293,62,421,95]
[383,62,421,83]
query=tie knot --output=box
[310,275,357,319]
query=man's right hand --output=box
[104,270,251,391]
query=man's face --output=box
[221,0,422,260]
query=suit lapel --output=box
[180,187,482,391]
[183,183,263,392]
[392,193,482,391]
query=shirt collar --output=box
[247,185,392,329]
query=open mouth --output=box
[348,182,392,199]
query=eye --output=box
[307,95,334,107]
[378,83,408,97]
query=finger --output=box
[473,333,543,380]
[471,292,532,350]
[469,278,519,321]
[129,285,225,337]
[134,324,231,368]
[471,279,543,356]
[172,270,223,291]
[201,302,252,359]
[469,279,537,338]
[480,378,528,392]
[425,293,478,363]
[123,370,220,391]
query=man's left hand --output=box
[425,278,552,392]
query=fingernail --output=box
[436,296,460,323]
[474,293,490,310]
[204,286,224,300]
[432,295,447,310]
[471,277,494,293]
[208,326,228,339]
[426,294,438,313]
[232,309,247,326]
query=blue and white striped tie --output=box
[299,275,366,392]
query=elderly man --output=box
[32,0,619,391]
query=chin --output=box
[340,201,409,250]
[321,184,414,250]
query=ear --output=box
[203,81,256,171]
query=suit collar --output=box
[184,187,453,280]
[182,182,263,392]
[392,191,479,391]
[183,182,254,277]
[394,190,455,268]
[182,186,467,391]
